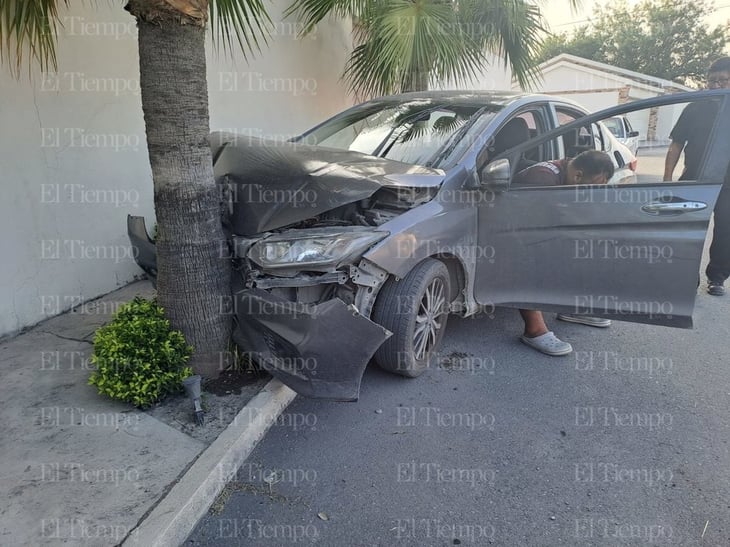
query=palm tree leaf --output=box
[285,0,366,34]
[461,0,547,89]
[344,0,485,96]
[0,0,68,74]
[209,0,271,58]
[290,0,575,95]
[0,0,274,72]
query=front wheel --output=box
[372,258,451,377]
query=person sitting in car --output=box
[513,149,615,187]
[512,150,615,356]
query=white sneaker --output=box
[520,331,573,356]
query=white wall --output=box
[207,6,354,137]
[535,65,624,94]
[514,65,627,117]
[655,103,687,143]
[0,2,353,337]
[556,91,620,112]
[437,53,513,91]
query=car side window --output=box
[603,117,624,138]
[591,123,605,151]
[555,107,597,157]
[518,111,545,164]
[601,99,720,185]
[478,107,550,173]
[624,117,634,134]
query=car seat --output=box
[492,117,529,156]
[491,117,534,171]
[562,127,593,158]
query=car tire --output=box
[372,258,451,377]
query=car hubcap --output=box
[413,278,446,361]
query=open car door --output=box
[474,90,730,327]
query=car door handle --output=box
[641,200,707,215]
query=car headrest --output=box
[492,117,530,157]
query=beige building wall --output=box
[0,2,353,337]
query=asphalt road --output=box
[634,147,668,184]
[187,151,729,546]
[187,309,729,545]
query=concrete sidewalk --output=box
[0,280,295,546]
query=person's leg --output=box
[706,184,730,294]
[520,309,549,337]
[519,309,572,356]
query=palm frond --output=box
[344,0,485,97]
[413,3,484,90]
[0,0,68,75]
[284,0,365,34]
[463,0,548,90]
[394,113,468,146]
[290,0,552,96]
[209,0,272,58]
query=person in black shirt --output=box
[664,57,730,295]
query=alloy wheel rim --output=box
[413,278,446,361]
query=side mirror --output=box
[480,158,511,192]
[628,130,639,137]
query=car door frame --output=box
[486,90,730,184]
[470,89,730,327]
[547,101,605,156]
[474,100,557,176]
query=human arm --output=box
[664,102,695,181]
[663,141,683,181]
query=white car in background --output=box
[602,115,640,156]
[597,121,638,183]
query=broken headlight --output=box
[249,229,388,270]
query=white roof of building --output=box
[533,53,693,93]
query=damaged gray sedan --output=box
[129,90,730,401]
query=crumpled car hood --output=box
[211,132,445,236]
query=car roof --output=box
[365,90,564,108]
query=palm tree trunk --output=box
[128,1,232,378]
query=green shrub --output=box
[89,297,193,408]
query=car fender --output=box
[363,199,475,274]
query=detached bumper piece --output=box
[233,289,391,401]
[127,215,157,282]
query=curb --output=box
[122,379,297,547]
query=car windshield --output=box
[602,117,625,138]
[300,100,502,168]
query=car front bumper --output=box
[231,288,391,401]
